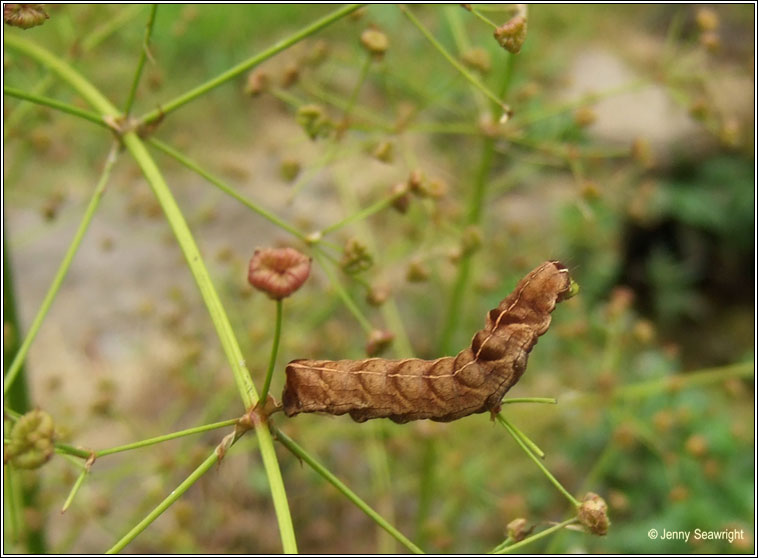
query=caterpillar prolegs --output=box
[282,261,577,423]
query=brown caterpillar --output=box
[282,260,576,423]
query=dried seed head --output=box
[281,62,300,88]
[506,518,533,542]
[462,47,491,74]
[494,15,527,54]
[695,7,719,31]
[366,329,394,357]
[366,283,390,307]
[574,107,596,128]
[372,140,394,163]
[280,158,301,182]
[341,238,373,275]
[390,182,411,214]
[360,28,389,59]
[406,259,430,283]
[461,225,483,256]
[4,409,55,469]
[577,492,610,536]
[4,4,49,29]
[245,70,269,96]
[247,247,311,300]
[296,104,332,140]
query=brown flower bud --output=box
[366,284,390,306]
[366,329,394,357]
[406,259,430,283]
[506,517,533,542]
[281,62,300,88]
[372,140,394,163]
[695,8,719,32]
[494,15,527,54]
[245,70,269,96]
[390,182,411,214]
[248,247,311,300]
[360,28,389,59]
[577,492,610,536]
[574,107,596,128]
[4,409,55,469]
[462,47,491,74]
[4,4,49,29]
[280,158,301,182]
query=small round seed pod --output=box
[248,247,311,300]
[494,15,527,54]
[4,4,49,29]
[577,492,610,536]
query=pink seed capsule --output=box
[247,247,311,300]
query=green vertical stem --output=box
[259,299,283,405]
[4,145,119,396]
[106,450,219,553]
[5,34,296,553]
[414,436,437,548]
[123,4,157,116]
[2,244,47,545]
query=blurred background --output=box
[3,4,754,554]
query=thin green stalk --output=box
[272,425,424,555]
[3,86,108,129]
[469,6,499,29]
[497,414,544,459]
[61,467,88,513]
[97,418,238,457]
[498,414,580,507]
[313,249,373,333]
[148,138,308,242]
[611,361,753,400]
[320,190,405,236]
[259,300,283,404]
[139,4,362,124]
[400,5,507,112]
[106,450,219,553]
[491,517,577,554]
[7,35,296,552]
[502,397,557,405]
[123,4,157,116]
[437,136,495,354]
[4,145,119,395]
[3,231,46,553]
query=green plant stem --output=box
[313,249,373,333]
[122,133,297,552]
[123,4,157,116]
[3,231,46,554]
[503,397,557,405]
[320,190,406,236]
[611,361,754,400]
[491,517,577,554]
[3,86,108,129]
[437,136,495,354]
[259,300,283,404]
[6,35,296,553]
[148,138,308,242]
[497,414,545,459]
[469,6,499,29]
[69,418,240,459]
[106,450,219,553]
[139,4,362,124]
[61,467,88,513]
[4,145,119,396]
[498,414,580,507]
[400,5,506,112]
[272,425,424,554]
